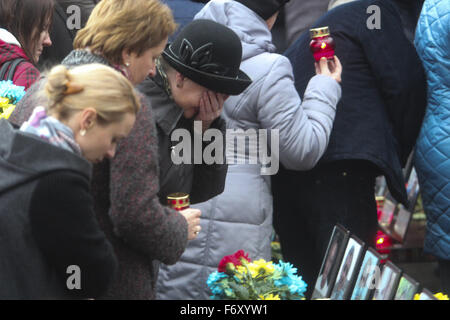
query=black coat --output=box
[274,0,427,204]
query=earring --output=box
[80,129,86,136]
[125,62,130,67]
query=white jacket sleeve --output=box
[257,55,341,170]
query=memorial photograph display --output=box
[312,224,350,299]
[417,289,438,300]
[329,236,365,300]
[350,248,383,300]
[372,261,402,300]
[394,274,420,300]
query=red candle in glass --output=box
[167,192,190,211]
[309,26,335,62]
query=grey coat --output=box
[156,0,341,300]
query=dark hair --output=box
[0,0,54,64]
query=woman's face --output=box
[33,29,52,63]
[125,37,168,85]
[76,112,136,163]
[171,75,209,119]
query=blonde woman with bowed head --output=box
[10,0,202,300]
[0,63,140,299]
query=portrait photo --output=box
[378,197,397,228]
[392,205,412,242]
[312,224,350,299]
[417,289,438,300]
[372,261,402,300]
[350,248,382,300]
[394,274,420,300]
[406,167,420,212]
[329,235,365,300]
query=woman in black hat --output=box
[138,19,251,206]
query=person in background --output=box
[163,0,206,41]
[156,0,342,300]
[0,62,140,299]
[283,0,330,47]
[9,0,200,300]
[413,0,450,295]
[272,0,427,298]
[0,0,53,88]
[39,0,101,69]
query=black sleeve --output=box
[190,116,228,204]
[29,170,118,299]
[361,0,427,164]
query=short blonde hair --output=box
[44,64,141,125]
[74,0,177,65]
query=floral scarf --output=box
[20,106,82,155]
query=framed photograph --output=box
[417,288,438,300]
[378,197,397,228]
[394,273,420,300]
[372,261,402,300]
[375,176,388,197]
[329,235,365,300]
[350,248,383,300]
[312,224,350,299]
[405,167,420,213]
[391,205,412,242]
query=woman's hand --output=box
[315,55,342,83]
[179,208,201,240]
[195,91,228,132]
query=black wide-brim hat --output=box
[162,19,252,95]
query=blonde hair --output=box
[74,0,177,65]
[44,64,141,125]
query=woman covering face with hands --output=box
[138,19,251,207]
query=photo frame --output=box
[378,196,397,228]
[350,248,383,300]
[394,273,420,300]
[391,204,412,242]
[405,167,420,213]
[372,261,402,300]
[329,235,365,300]
[417,288,438,300]
[375,176,388,197]
[312,224,350,299]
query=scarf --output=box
[20,106,82,155]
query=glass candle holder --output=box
[309,26,335,62]
[167,192,190,211]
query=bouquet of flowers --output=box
[207,250,307,300]
[0,80,26,120]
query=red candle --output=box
[309,26,335,62]
[167,192,190,211]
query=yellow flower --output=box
[414,292,449,300]
[259,294,280,300]
[234,265,249,280]
[248,259,275,277]
[0,103,16,120]
[434,293,449,300]
[0,97,16,120]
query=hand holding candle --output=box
[310,27,342,83]
[167,192,201,239]
[310,26,335,61]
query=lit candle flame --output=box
[321,43,327,49]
